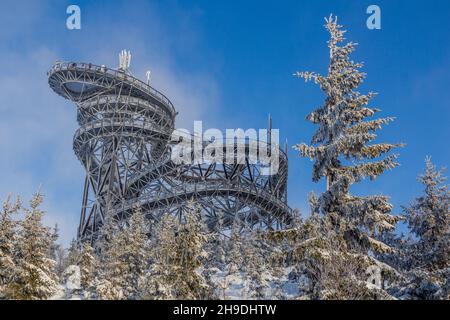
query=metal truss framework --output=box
[48,59,292,241]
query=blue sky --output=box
[0,0,449,245]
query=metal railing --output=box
[115,180,291,218]
[48,61,177,117]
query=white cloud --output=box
[0,1,221,246]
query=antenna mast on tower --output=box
[119,49,132,72]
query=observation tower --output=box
[48,51,292,241]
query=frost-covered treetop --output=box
[404,157,449,268]
[294,14,402,254]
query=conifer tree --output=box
[219,218,244,299]
[146,202,211,299]
[202,214,224,299]
[49,224,60,260]
[54,246,67,281]
[401,157,449,299]
[144,214,178,299]
[175,203,210,299]
[0,195,21,298]
[404,158,449,269]
[94,210,124,299]
[292,15,404,299]
[96,207,149,299]
[118,206,150,299]
[210,212,226,270]
[244,238,270,300]
[66,239,81,267]
[78,242,97,293]
[227,220,244,276]
[268,240,287,300]
[294,14,402,259]
[48,224,67,280]
[9,192,58,300]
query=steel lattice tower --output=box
[48,53,292,241]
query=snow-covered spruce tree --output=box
[54,246,67,281]
[118,206,150,299]
[269,258,286,300]
[77,242,97,293]
[48,224,66,280]
[293,15,403,299]
[375,230,409,279]
[264,230,287,300]
[243,229,291,300]
[145,202,211,299]
[262,206,317,298]
[0,195,21,299]
[174,202,211,299]
[66,239,81,267]
[60,240,97,299]
[144,214,178,299]
[227,219,244,275]
[49,224,59,260]
[209,212,226,271]
[201,213,225,299]
[400,157,449,299]
[243,236,271,300]
[96,206,149,300]
[218,218,244,299]
[405,157,449,270]
[9,192,58,300]
[294,13,402,284]
[94,209,124,299]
